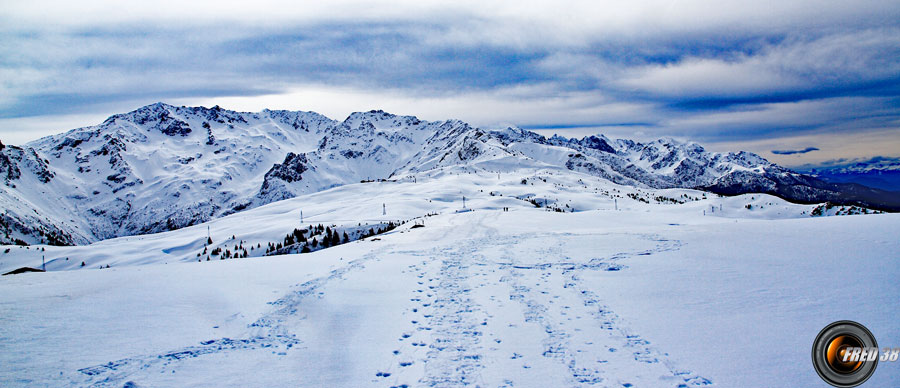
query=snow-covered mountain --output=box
[0,102,893,245]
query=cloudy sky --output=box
[1,0,899,167]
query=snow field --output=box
[1,170,897,387]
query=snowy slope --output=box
[0,169,898,387]
[4,103,878,247]
[0,167,833,274]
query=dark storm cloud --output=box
[772,147,820,155]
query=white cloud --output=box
[616,29,900,98]
[618,57,804,97]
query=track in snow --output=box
[74,250,385,387]
[75,216,713,387]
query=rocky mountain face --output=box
[1,103,894,245]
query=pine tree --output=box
[331,230,340,246]
[342,232,349,244]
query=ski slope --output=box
[1,170,898,387]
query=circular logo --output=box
[812,321,879,387]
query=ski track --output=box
[75,217,713,387]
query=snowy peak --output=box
[491,126,548,146]
[341,109,425,133]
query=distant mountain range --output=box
[1,103,897,245]
[795,157,900,192]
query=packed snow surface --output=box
[1,169,898,387]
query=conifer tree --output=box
[331,230,340,246]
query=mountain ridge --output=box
[1,102,895,246]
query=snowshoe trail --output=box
[73,214,712,387]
